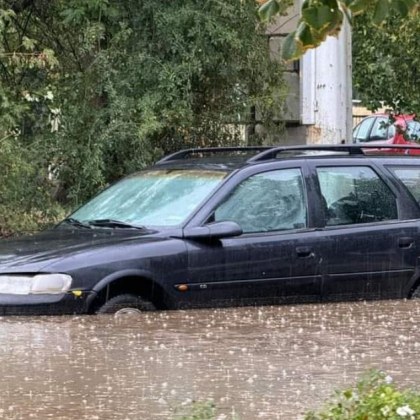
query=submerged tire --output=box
[96,294,156,315]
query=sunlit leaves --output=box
[258,0,418,60]
[21,36,37,51]
[0,7,15,33]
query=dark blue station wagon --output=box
[2,145,420,315]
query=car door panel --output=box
[309,161,419,301]
[184,230,323,307]
[181,165,323,307]
[319,222,417,300]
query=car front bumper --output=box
[0,291,95,315]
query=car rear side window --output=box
[214,168,307,233]
[389,167,420,205]
[407,121,420,142]
[317,166,398,226]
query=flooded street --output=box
[1,300,420,419]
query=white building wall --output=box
[301,21,353,144]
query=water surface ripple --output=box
[1,300,420,419]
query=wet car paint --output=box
[2,152,420,314]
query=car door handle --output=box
[296,246,314,258]
[398,237,414,248]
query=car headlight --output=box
[0,274,72,295]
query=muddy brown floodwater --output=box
[1,300,420,419]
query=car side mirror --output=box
[182,221,242,240]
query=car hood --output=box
[0,228,167,272]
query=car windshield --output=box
[69,169,227,227]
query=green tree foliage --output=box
[0,0,285,234]
[353,5,420,115]
[259,0,418,61]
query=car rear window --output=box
[388,166,420,205]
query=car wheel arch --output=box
[86,269,168,313]
[407,272,420,299]
[409,281,420,299]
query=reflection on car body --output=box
[2,145,420,315]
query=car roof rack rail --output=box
[156,144,420,165]
[247,144,420,162]
[156,146,273,164]
[247,145,364,162]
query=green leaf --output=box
[60,8,86,24]
[296,22,320,49]
[373,0,390,25]
[41,49,59,68]
[343,0,376,16]
[301,4,342,40]
[302,5,336,32]
[325,7,343,35]
[22,36,37,51]
[392,0,410,16]
[281,30,304,61]
[258,0,280,21]
[0,8,16,20]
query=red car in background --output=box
[353,114,420,155]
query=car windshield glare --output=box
[70,169,227,227]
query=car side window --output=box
[353,117,375,142]
[389,167,420,205]
[214,168,307,233]
[370,117,390,141]
[317,166,398,226]
[407,121,420,142]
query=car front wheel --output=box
[96,294,156,315]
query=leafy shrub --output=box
[305,370,420,420]
[174,401,217,420]
[174,372,420,420]
[0,136,66,237]
[173,400,239,420]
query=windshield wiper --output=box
[61,218,92,229]
[87,219,147,230]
